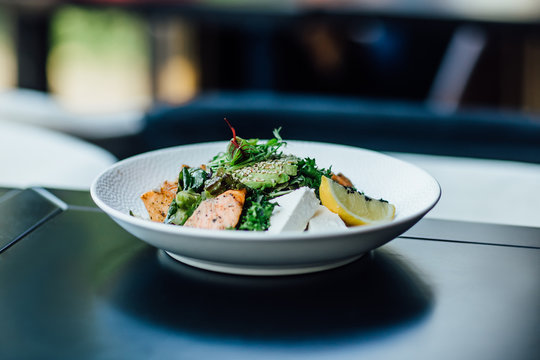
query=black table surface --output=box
[1,187,539,360]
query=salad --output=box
[141,121,395,232]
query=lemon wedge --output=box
[319,176,395,226]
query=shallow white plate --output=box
[91,141,440,276]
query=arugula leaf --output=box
[237,191,276,231]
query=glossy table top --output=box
[1,187,539,359]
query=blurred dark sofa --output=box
[140,91,540,164]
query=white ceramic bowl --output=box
[91,141,440,275]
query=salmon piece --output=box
[141,180,178,222]
[160,180,178,194]
[184,189,246,230]
[331,172,354,188]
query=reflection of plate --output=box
[101,248,434,340]
[91,141,440,275]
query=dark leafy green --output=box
[179,167,208,192]
[165,167,208,225]
[237,190,276,231]
[164,190,203,225]
[287,157,332,197]
[164,198,180,224]
[203,169,242,196]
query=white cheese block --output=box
[308,205,347,232]
[268,187,320,233]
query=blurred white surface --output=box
[391,152,540,228]
[0,89,144,139]
[0,120,117,190]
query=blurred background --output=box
[1,0,540,225]
[1,0,540,160]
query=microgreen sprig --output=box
[208,120,286,171]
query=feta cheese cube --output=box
[308,205,347,232]
[268,187,320,233]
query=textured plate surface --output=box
[91,141,440,275]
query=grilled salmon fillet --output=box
[331,172,354,188]
[184,189,246,230]
[141,180,178,222]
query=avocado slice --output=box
[230,157,298,190]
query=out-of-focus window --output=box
[523,38,540,113]
[0,7,16,90]
[47,5,152,114]
[152,17,199,105]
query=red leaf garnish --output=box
[224,118,240,149]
